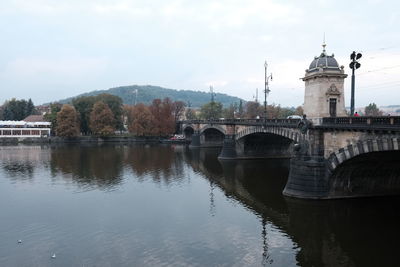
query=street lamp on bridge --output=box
[349,51,362,116]
[264,61,273,125]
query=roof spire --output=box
[322,33,326,55]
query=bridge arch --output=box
[235,126,300,143]
[200,125,226,135]
[183,125,195,140]
[198,125,225,147]
[233,126,301,159]
[326,137,400,198]
[327,137,400,172]
[183,124,194,131]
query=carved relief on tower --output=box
[326,84,340,96]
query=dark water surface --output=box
[0,144,400,267]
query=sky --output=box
[0,0,399,108]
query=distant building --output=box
[35,105,51,115]
[23,114,46,122]
[0,120,51,138]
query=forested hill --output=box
[57,85,244,108]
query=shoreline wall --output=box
[0,136,165,144]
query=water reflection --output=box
[185,148,400,267]
[123,144,185,184]
[0,146,50,180]
[50,144,124,190]
[1,145,399,266]
[184,148,291,265]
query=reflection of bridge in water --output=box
[184,148,400,267]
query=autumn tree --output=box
[44,103,62,133]
[172,101,186,123]
[295,106,304,116]
[149,98,175,136]
[185,108,197,120]
[266,104,296,119]
[56,104,80,137]
[96,94,124,131]
[185,101,197,120]
[127,104,155,136]
[72,96,96,134]
[222,103,236,119]
[237,100,244,118]
[199,101,223,119]
[73,94,124,134]
[244,101,261,119]
[89,101,116,136]
[149,99,163,135]
[364,103,383,116]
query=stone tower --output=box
[303,44,348,124]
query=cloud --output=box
[206,80,228,87]
[3,57,108,79]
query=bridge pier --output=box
[189,131,201,148]
[218,135,237,160]
[283,129,330,199]
[283,155,329,199]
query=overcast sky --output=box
[0,0,399,107]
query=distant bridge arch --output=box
[200,125,226,135]
[235,125,301,143]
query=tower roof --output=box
[306,43,341,73]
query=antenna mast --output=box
[210,86,216,103]
[256,88,259,103]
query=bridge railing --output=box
[181,118,301,127]
[321,116,400,127]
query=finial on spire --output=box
[322,33,326,54]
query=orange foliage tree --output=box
[126,104,155,136]
[172,101,186,123]
[149,98,175,136]
[244,101,262,119]
[56,104,80,137]
[89,101,116,136]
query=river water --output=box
[0,144,399,267]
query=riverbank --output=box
[0,136,189,144]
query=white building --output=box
[0,121,51,138]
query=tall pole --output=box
[349,51,362,116]
[350,67,355,116]
[133,89,138,106]
[264,61,272,124]
[264,61,267,123]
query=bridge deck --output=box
[182,116,400,131]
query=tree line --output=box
[0,98,37,120]
[0,95,387,138]
[47,94,186,137]
[188,100,304,120]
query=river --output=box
[0,144,399,266]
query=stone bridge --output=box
[180,116,400,199]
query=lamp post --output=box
[349,51,362,116]
[264,61,273,125]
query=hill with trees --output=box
[56,85,244,108]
